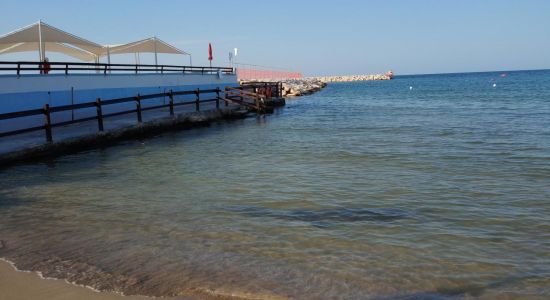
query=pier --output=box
[0,62,284,166]
[0,21,293,166]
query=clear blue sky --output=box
[1,0,549,75]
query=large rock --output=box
[240,78,328,98]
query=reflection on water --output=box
[227,205,410,228]
[1,70,550,299]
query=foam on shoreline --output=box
[0,258,285,300]
[0,258,173,300]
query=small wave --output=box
[0,257,174,299]
[185,286,290,300]
[0,257,103,293]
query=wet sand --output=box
[0,260,199,300]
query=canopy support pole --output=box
[38,21,44,61]
[95,56,100,74]
[189,54,192,67]
[154,37,158,73]
[106,46,111,74]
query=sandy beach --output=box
[0,260,198,300]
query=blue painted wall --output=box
[0,73,238,132]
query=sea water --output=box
[1,70,549,299]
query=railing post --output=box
[65,63,69,75]
[225,87,229,107]
[104,65,107,75]
[43,104,53,143]
[96,98,104,131]
[216,87,220,109]
[136,94,142,123]
[135,65,138,74]
[195,88,200,111]
[161,66,164,74]
[168,90,174,116]
[239,86,244,102]
[17,63,21,76]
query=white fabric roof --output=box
[0,21,103,59]
[108,37,189,55]
[0,42,97,61]
[0,22,191,64]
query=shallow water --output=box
[1,70,550,299]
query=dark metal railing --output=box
[0,61,234,76]
[240,81,284,98]
[223,82,283,113]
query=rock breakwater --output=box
[241,72,392,97]
[241,79,327,97]
[310,73,392,83]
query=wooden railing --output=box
[0,81,284,144]
[0,87,225,143]
[240,81,283,98]
[224,87,264,111]
[0,61,234,76]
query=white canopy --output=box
[0,22,192,66]
[107,37,190,65]
[0,21,103,61]
[108,37,189,55]
[0,42,96,61]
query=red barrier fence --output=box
[236,68,302,80]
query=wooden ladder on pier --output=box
[223,87,269,113]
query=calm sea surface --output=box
[1,70,549,299]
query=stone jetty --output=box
[310,73,392,83]
[242,72,392,97]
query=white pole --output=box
[37,21,44,62]
[154,37,158,72]
[234,48,238,74]
[189,54,192,67]
[107,46,111,74]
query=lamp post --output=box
[233,48,238,74]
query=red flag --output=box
[208,43,213,61]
